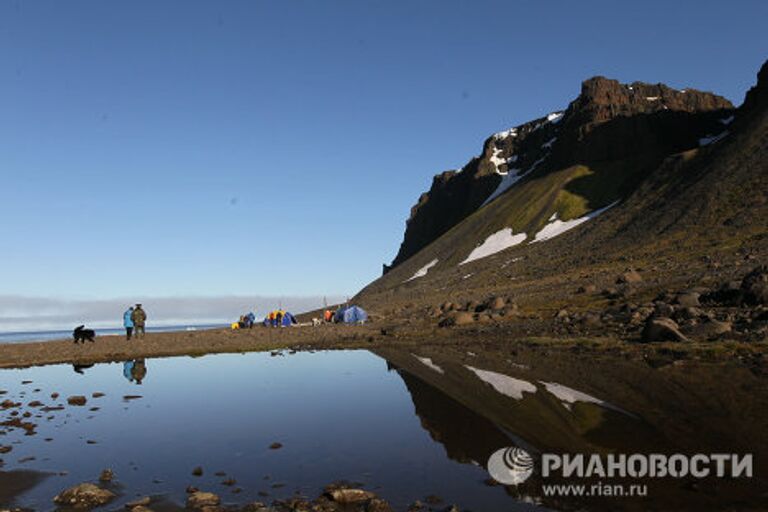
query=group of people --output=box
[123,304,147,340]
[266,309,288,327]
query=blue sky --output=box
[1,0,766,305]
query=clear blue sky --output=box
[1,0,766,301]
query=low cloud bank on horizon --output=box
[0,295,347,332]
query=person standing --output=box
[123,306,134,340]
[131,304,147,338]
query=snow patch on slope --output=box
[532,202,618,243]
[493,127,518,140]
[460,228,527,265]
[405,259,438,282]
[547,112,564,124]
[482,169,523,206]
[466,366,537,400]
[528,155,547,173]
[489,147,507,172]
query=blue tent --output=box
[262,311,297,327]
[334,305,368,324]
[282,312,297,326]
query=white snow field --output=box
[461,228,527,265]
[405,258,439,282]
[532,201,618,243]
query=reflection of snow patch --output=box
[406,259,438,282]
[466,366,537,399]
[461,228,527,265]
[719,115,735,125]
[532,202,618,243]
[540,381,631,415]
[699,131,729,146]
[413,354,444,374]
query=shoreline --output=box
[0,320,766,371]
[0,323,226,345]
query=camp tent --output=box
[334,305,368,324]
[281,312,297,326]
[262,311,297,327]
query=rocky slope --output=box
[388,76,733,270]
[359,59,767,345]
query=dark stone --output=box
[642,317,689,342]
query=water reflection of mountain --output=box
[378,348,768,511]
[381,349,657,457]
[396,364,512,466]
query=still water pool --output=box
[1,348,766,511]
[0,350,532,511]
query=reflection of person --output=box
[123,359,147,384]
[131,359,147,384]
[131,304,147,338]
[123,306,134,340]
[123,361,135,382]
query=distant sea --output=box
[0,323,227,344]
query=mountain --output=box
[386,76,733,271]
[357,59,767,342]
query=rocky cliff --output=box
[388,76,733,270]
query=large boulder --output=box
[186,492,221,509]
[617,270,643,284]
[53,483,116,509]
[675,292,701,308]
[327,488,376,504]
[690,319,732,340]
[67,396,87,406]
[741,265,768,305]
[642,317,689,342]
[487,296,506,311]
[438,312,474,327]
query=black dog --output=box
[73,325,96,343]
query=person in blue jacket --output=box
[123,306,134,340]
[245,311,256,328]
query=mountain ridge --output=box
[386,75,733,271]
